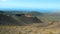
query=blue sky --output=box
[0,0,60,12]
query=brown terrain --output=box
[0,11,60,34]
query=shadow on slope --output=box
[0,14,26,26]
[0,11,43,26]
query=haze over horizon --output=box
[0,0,60,12]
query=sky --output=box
[0,0,60,12]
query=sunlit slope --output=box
[0,22,60,34]
[37,13,60,22]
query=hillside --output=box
[0,11,42,26]
[0,11,60,34]
[0,14,25,26]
